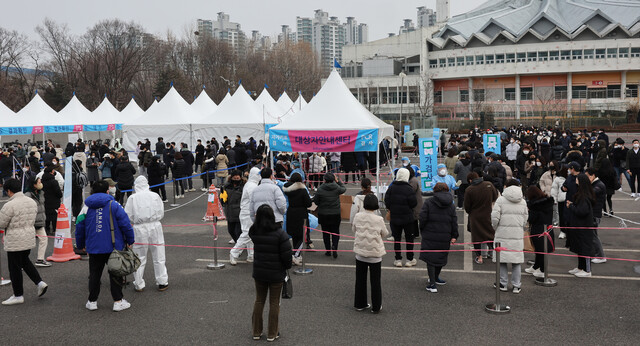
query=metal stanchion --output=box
[207,216,225,270]
[535,226,558,287]
[294,220,313,276]
[169,179,180,207]
[0,241,11,285]
[485,242,510,314]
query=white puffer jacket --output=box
[0,192,37,252]
[308,154,323,173]
[491,186,528,264]
[550,176,567,203]
[240,167,262,231]
[352,210,389,258]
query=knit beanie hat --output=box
[396,168,410,183]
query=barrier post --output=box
[535,226,557,287]
[485,242,510,314]
[207,216,225,270]
[170,179,180,207]
[0,240,10,285]
[294,220,313,276]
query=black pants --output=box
[534,254,545,272]
[605,193,613,213]
[151,185,167,201]
[474,243,494,257]
[457,184,467,208]
[116,189,132,205]
[319,214,341,251]
[7,250,42,297]
[88,253,123,302]
[354,259,381,311]
[45,209,58,235]
[286,213,305,253]
[630,168,640,193]
[186,177,193,190]
[391,222,415,260]
[427,264,443,286]
[578,256,591,272]
[72,190,83,217]
[343,170,358,183]
[227,221,242,242]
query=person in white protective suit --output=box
[230,167,261,265]
[125,176,169,291]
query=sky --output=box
[2,0,479,41]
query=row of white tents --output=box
[1,71,393,157]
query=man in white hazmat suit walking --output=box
[230,167,261,265]
[125,176,169,291]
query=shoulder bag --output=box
[282,270,293,299]
[107,201,141,277]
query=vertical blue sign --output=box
[404,125,410,134]
[418,138,438,193]
[433,127,440,150]
[483,134,501,155]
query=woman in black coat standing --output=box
[41,168,62,235]
[419,183,458,293]
[283,173,312,265]
[525,186,555,278]
[566,173,597,277]
[249,205,292,342]
[341,152,358,183]
[147,156,167,202]
[384,168,418,267]
[171,152,186,198]
[113,156,136,205]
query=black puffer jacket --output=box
[181,150,194,176]
[419,191,458,266]
[113,161,136,189]
[384,181,417,225]
[171,158,186,178]
[566,197,596,256]
[28,191,46,229]
[250,226,292,283]
[42,173,62,211]
[313,181,346,216]
[147,161,165,186]
[283,182,312,236]
[224,181,244,222]
[591,179,606,218]
[527,196,554,251]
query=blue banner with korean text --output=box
[483,134,501,155]
[419,138,438,193]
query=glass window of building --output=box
[506,53,515,63]
[476,55,484,65]
[520,87,533,100]
[572,50,582,60]
[606,85,621,98]
[459,89,469,102]
[539,51,548,61]
[527,52,537,62]
[572,86,587,99]
[466,56,474,65]
[496,54,505,64]
[554,86,567,99]
[448,58,455,67]
[584,49,594,59]
[517,52,526,62]
[486,54,494,64]
[409,89,419,103]
[619,48,629,58]
[439,58,446,68]
[627,85,639,98]
[560,50,571,60]
[505,88,516,101]
[457,57,464,66]
[434,91,442,103]
[473,89,485,102]
[588,88,606,99]
[549,51,559,60]
[595,49,606,59]
[607,48,617,58]
[429,59,437,68]
[631,48,640,58]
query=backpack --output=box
[74,171,89,188]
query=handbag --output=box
[282,271,293,299]
[523,224,535,252]
[107,201,141,277]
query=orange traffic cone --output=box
[203,183,226,221]
[47,204,81,262]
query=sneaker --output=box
[2,295,24,305]
[37,281,48,297]
[456,207,463,211]
[247,256,254,263]
[190,188,197,192]
[474,256,483,264]
[404,259,417,267]
[558,232,566,239]
[230,255,238,266]
[253,334,262,340]
[292,256,302,266]
[228,239,236,244]
[355,304,371,311]
[574,270,592,278]
[568,268,580,274]
[35,259,52,267]
[158,284,169,291]
[266,333,280,342]
[426,284,438,293]
[393,260,403,267]
[591,258,607,264]
[435,278,446,285]
[513,287,521,294]
[386,236,395,241]
[524,266,535,274]
[371,306,382,314]
[526,260,535,265]
[532,269,545,278]
[113,299,131,312]
[134,287,144,292]
[163,200,168,203]
[493,283,508,292]
[85,300,98,311]
[201,188,208,192]
[632,193,637,198]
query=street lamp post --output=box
[399,71,406,146]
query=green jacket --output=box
[312,181,346,216]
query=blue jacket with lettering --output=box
[75,193,135,254]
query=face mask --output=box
[438,169,447,177]
[591,141,595,144]
[108,187,116,196]
[634,144,640,149]
[562,134,567,137]
[232,179,241,185]
[536,162,542,167]
[523,150,530,155]
[549,166,555,170]
[510,140,515,144]
[402,161,409,167]
[35,182,43,190]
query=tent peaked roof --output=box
[294,94,308,112]
[58,95,91,126]
[255,89,287,124]
[16,93,58,126]
[118,98,144,123]
[219,92,232,107]
[0,100,14,116]
[90,96,120,125]
[276,92,294,111]
[0,100,20,127]
[191,89,218,116]
[126,86,194,126]
[272,70,393,139]
[196,84,263,125]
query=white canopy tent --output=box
[90,96,120,125]
[255,89,287,125]
[58,94,91,127]
[123,86,199,151]
[218,91,232,107]
[276,92,294,114]
[293,93,308,113]
[117,97,145,125]
[191,89,218,121]
[193,85,264,143]
[16,93,59,127]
